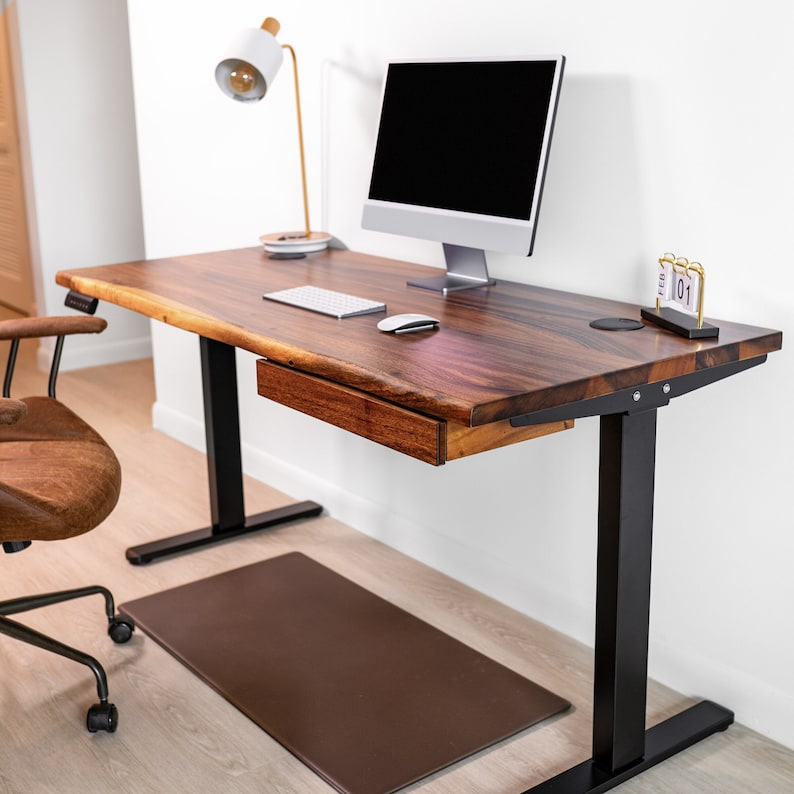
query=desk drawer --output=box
[256,360,571,466]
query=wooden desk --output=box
[57,247,782,793]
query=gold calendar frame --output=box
[641,252,719,339]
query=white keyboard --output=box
[263,285,386,319]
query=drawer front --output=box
[257,360,445,465]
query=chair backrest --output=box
[0,315,120,550]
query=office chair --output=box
[0,314,134,732]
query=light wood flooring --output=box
[2,326,794,792]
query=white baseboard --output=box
[648,636,794,750]
[151,400,206,453]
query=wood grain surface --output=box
[56,247,782,428]
[45,249,786,793]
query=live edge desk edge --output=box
[56,247,782,794]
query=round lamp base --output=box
[260,231,331,255]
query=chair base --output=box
[0,585,135,732]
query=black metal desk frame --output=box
[511,356,765,792]
[125,337,322,565]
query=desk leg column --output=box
[201,336,246,529]
[524,408,733,792]
[125,338,322,564]
[592,408,657,772]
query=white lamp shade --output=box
[215,27,284,102]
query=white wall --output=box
[126,0,794,748]
[12,0,150,367]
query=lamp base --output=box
[260,231,332,256]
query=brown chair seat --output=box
[0,396,121,542]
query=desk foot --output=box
[125,501,323,565]
[523,700,733,793]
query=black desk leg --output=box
[525,409,733,793]
[126,337,322,564]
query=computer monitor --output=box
[361,55,565,292]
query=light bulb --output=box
[228,61,261,97]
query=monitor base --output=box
[408,243,496,294]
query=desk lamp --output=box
[215,17,331,257]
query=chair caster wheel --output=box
[108,616,135,644]
[87,702,118,733]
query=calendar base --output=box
[641,306,719,339]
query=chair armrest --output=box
[2,316,108,400]
[0,398,27,425]
[0,315,107,341]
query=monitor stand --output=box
[408,243,496,294]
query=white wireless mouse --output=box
[377,313,440,334]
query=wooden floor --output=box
[2,327,794,792]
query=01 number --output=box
[672,270,699,313]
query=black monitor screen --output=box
[368,60,559,221]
